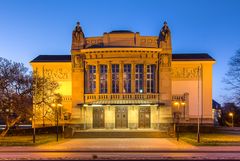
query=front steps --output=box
[71,129,173,138]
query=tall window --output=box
[135,64,144,93]
[123,64,131,93]
[112,64,119,93]
[88,65,96,93]
[147,65,156,93]
[100,65,107,93]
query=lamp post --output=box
[181,102,186,119]
[51,103,62,142]
[174,102,180,141]
[229,112,234,127]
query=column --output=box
[131,63,135,93]
[107,61,112,94]
[119,61,123,93]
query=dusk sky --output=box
[0,0,240,104]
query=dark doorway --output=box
[139,107,151,128]
[93,107,104,128]
[115,106,128,128]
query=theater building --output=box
[31,22,215,132]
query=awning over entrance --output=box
[78,99,165,106]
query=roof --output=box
[109,30,134,34]
[30,53,215,63]
[172,53,215,61]
[30,55,71,63]
[212,99,221,109]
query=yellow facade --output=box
[31,22,215,130]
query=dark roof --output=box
[172,53,215,61]
[212,99,221,109]
[109,30,133,34]
[31,53,215,63]
[30,55,71,63]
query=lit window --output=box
[147,65,156,93]
[123,64,131,93]
[112,64,119,93]
[100,65,107,93]
[135,64,144,93]
[88,65,96,93]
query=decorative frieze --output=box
[171,66,201,80]
[44,68,70,81]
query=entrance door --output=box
[115,107,128,128]
[139,107,150,128]
[93,107,104,128]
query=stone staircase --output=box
[71,129,173,138]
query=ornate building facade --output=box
[31,22,215,132]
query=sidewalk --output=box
[0,138,240,152]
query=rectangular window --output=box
[135,64,144,93]
[112,64,119,93]
[147,64,156,93]
[88,65,96,93]
[100,65,108,93]
[123,64,131,93]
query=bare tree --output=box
[0,57,62,137]
[32,68,62,127]
[0,57,32,137]
[224,49,240,105]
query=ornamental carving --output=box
[44,68,70,80]
[171,67,201,80]
[74,54,84,69]
[160,54,171,67]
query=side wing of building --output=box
[30,55,72,126]
[172,54,215,125]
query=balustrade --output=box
[84,93,159,103]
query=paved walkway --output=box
[1,138,240,160]
[0,138,240,152]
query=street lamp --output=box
[173,101,181,141]
[51,103,63,142]
[181,102,186,119]
[229,112,234,127]
[174,102,180,110]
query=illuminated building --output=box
[30,22,215,133]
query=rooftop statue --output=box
[72,21,85,49]
[159,21,170,41]
[73,21,85,40]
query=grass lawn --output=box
[0,134,64,146]
[180,133,240,146]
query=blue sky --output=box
[0,0,240,104]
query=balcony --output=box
[84,93,160,104]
